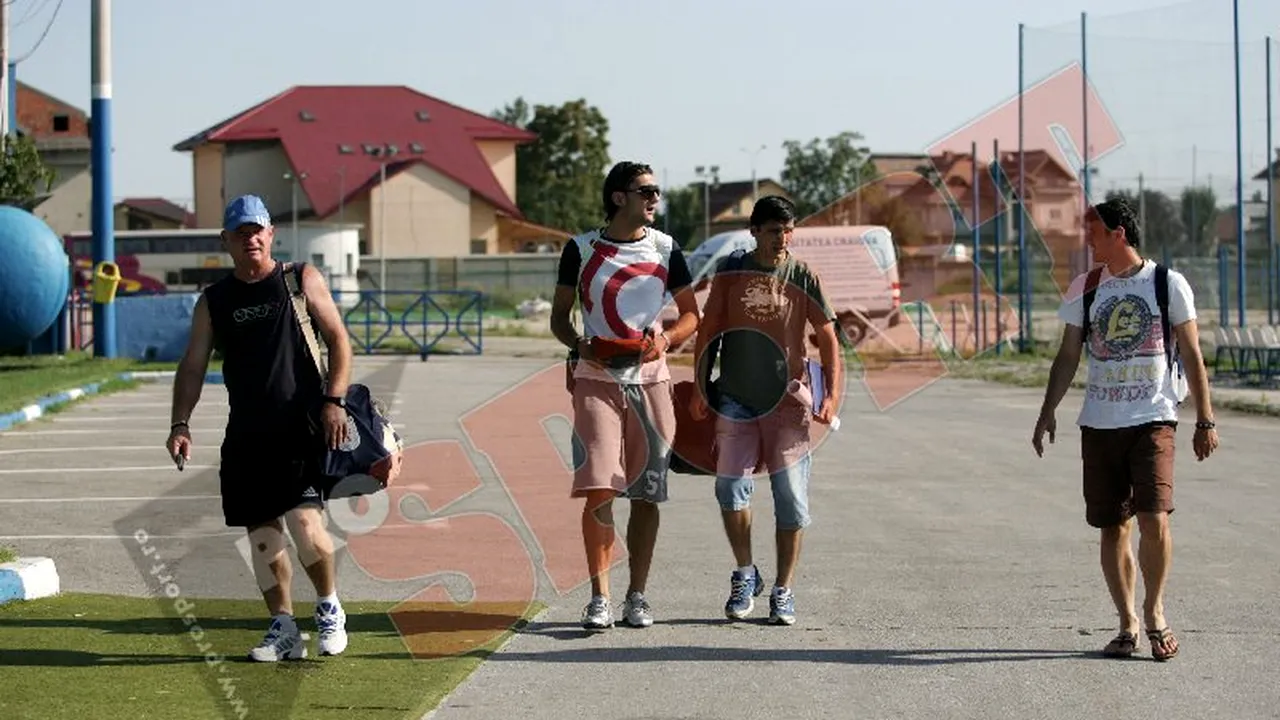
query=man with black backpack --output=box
[1033,197,1218,662]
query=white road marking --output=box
[0,446,203,455]
[0,524,452,541]
[0,495,220,503]
[0,428,225,436]
[0,465,217,475]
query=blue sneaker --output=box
[769,587,796,625]
[724,565,765,620]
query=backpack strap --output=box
[698,250,749,398]
[1154,263,1181,378]
[1080,266,1105,349]
[282,262,329,383]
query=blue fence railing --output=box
[63,289,485,359]
[332,290,484,357]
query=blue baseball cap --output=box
[223,194,272,231]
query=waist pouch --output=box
[591,336,649,368]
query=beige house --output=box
[13,82,93,236]
[687,178,791,244]
[173,85,568,257]
[114,197,196,231]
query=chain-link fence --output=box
[1011,0,1279,342]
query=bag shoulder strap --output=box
[282,262,328,384]
[1154,263,1179,372]
[1081,266,1105,346]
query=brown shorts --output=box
[1080,422,1176,528]
[570,378,676,503]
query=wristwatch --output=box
[323,395,347,409]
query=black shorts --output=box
[219,434,337,528]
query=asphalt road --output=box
[2,354,1276,720]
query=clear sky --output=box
[8,0,1280,210]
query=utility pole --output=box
[1191,145,1198,251]
[91,0,116,358]
[662,167,669,235]
[740,145,765,201]
[1,0,9,147]
[694,165,719,244]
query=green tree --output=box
[1180,186,1218,256]
[492,97,611,234]
[0,134,55,209]
[652,184,701,249]
[780,131,875,217]
[1104,187,1183,255]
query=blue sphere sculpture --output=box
[0,206,70,350]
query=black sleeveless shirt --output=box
[203,262,324,439]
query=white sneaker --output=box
[581,595,613,630]
[248,615,307,662]
[622,591,654,628]
[316,599,348,656]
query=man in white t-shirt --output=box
[1032,197,1219,663]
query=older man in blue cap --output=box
[166,194,355,661]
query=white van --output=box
[673,225,902,346]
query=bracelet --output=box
[170,421,189,431]
[1195,420,1215,430]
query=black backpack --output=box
[1081,263,1187,402]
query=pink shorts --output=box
[714,394,812,477]
[571,379,676,503]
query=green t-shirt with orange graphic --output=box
[703,251,837,416]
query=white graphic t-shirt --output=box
[1057,260,1195,429]
[568,227,679,385]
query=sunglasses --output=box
[630,184,662,199]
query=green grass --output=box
[0,546,16,564]
[0,592,542,720]
[0,353,226,416]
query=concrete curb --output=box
[0,557,60,605]
[0,370,225,433]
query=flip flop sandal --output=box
[1147,627,1179,661]
[1102,630,1140,658]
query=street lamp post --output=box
[366,143,398,305]
[741,144,766,200]
[694,164,720,243]
[283,170,308,263]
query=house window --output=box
[345,253,354,275]
[470,239,488,254]
[311,253,326,270]
[52,115,70,132]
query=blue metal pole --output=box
[993,139,1003,356]
[1219,244,1229,328]
[91,0,116,358]
[1232,0,1245,328]
[1082,12,1091,276]
[1267,37,1275,326]
[972,140,981,354]
[1018,22,1029,352]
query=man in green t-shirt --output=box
[690,195,844,625]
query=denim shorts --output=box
[713,394,812,530]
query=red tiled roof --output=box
[172,85,537,220]
[118,197,196,227]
